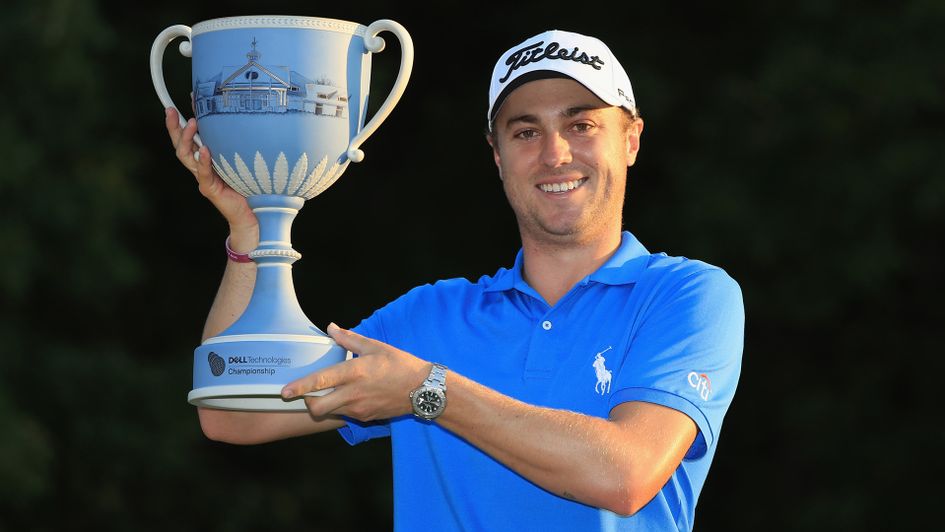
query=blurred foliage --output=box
[0,0,942,530]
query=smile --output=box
[537,177,588,193]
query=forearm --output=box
[201,227,258,341]
[437,372,687,515]
[197,407,345,445]
[437,374,627,510]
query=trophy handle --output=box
[345,19,415,163]
[150,25,204,150]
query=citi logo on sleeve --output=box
[688,372,712,401]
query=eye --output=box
[570,122,595,134]
[513,128,540,140]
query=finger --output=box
[175,118,200,173]
[326,322,378,355]
[176,118,197,158]
[195,145,217,188]
[165,107,185,147]
[302,385,353,418]
[282,360,355,399]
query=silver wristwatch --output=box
[409,363,448,420]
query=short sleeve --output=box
[609,268,744,459]
[336,310,393,445]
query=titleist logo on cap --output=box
[499,40,605,83]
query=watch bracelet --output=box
[424,363,448,389]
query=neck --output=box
[520,229,623,307]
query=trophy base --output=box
[188,384,334,411]
[192,333,348,412]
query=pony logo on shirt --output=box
[688,372,712,401]
[593,347,613,395]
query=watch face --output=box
[413,388,445,418]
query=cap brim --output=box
[489,70,573,126]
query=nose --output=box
[540,131,572,168]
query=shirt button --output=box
[541,320,552,330]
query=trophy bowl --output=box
[151,15,413,411]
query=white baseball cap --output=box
[487,29,636,131]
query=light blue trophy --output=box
[150,16,413,411]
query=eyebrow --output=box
[502,105,606,129]
[563,105,605,117]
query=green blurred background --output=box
[2,0,942,530]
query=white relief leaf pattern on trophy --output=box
[306,162,335,198]
[233,153,264,194]
[254,151,272,193]
[298,155,329,198]
[218,154,258,196]
[309,163,336,196]
[298,159,325,198]
[325,162,350,193]
[311,161,347,198]
[212,158,250,196]
[273,152,290,194]
[286,153,309,196]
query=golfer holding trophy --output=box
[155,17,744,529]
[151,15,414,410]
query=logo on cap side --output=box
[617,88,632,104]
[499,40,605,84]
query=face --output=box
[488,78,643,248]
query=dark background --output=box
[2,0,943,530]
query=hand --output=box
[164,107,258,250]
[282,323,431,422]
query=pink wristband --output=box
[225,237,253,263]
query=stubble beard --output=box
[508,170,625,249]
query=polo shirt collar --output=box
[588,231,650,285]
[483,231,651,293]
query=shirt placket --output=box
[522,285,584,380]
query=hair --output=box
[621,106,642,125]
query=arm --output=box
[285,324,697,515]
[437,374,695,516]
[166,108,344,444]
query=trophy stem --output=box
[189,194,346,411]
[219,194,318,336]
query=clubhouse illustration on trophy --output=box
[150,16,413,411]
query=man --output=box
[166,29,744,531]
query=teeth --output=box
[539,178,586,193]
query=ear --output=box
[624,118,644,167]
[486,133,504,180]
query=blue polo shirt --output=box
[341,231,744,531]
